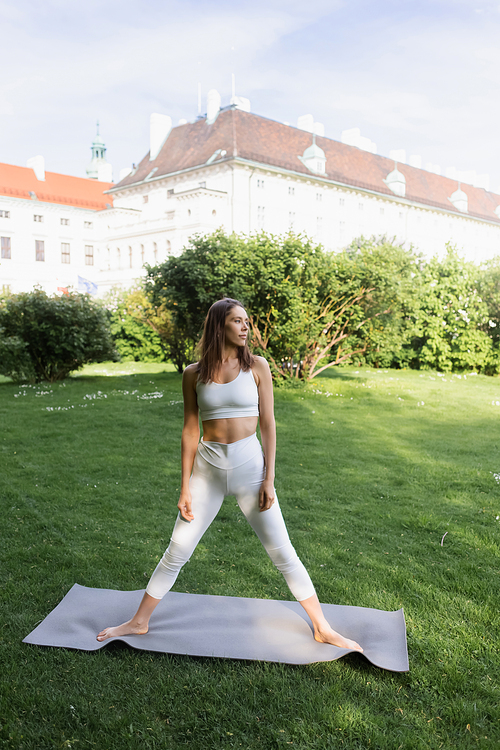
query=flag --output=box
[57,286,69,296]
[78,276,98,295]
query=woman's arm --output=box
[178,364,200,521]
[254,357,276,512]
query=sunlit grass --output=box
[1,364,499,749]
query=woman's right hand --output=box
[178,489,194,522]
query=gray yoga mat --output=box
[23,584,409,672]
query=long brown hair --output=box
[197,298,255,383]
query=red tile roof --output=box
[114,108,500,224]
[0,162,113,210]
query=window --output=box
[35,240,45,261]
[316,192,322,202]
[257,179,265,189]
[166,240,171,254]
[140,244,145,264]
[380,207,385,215]
[257,205,265,228]
[34,214,43,223]
[153,242,158,262]
[187,209,191,217]
[143,195,149,204]
[60,218,69,226]
[117,247,121,269]
[288,186,295,196]
[288,211,295,226]
[339,221,345,232]
[316,217,323,234]
[199,181,206,188]
[129,246,133,268]
[339,198,345,206]
[1,236,11,259]
[61,243,70,263]
[84,220,93,229]
[0,210,10,218]
[212,209,217,217]
[85,245,94,266]
[167,189,174,197]
[358,203,364,211]
[400,212,404,220]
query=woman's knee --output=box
[266,541,301,574]
[159,541,193,573]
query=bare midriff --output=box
[201,416,258,444]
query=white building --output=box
[2,100,500,297]
[98,99,500,293]
[0,157,112,295]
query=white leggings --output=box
[146,433,315,602]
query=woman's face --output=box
[224,306,249,349]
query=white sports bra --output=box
[196,369,260,421]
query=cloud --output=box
[1,0,499,190]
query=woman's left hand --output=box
[259,478,275,512]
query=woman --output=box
[97,299,362,652]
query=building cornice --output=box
[107,155,500,228]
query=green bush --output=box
[330,236,424,369]
[0,326,35,382]
[410,245,499,373]
[0,289,117,382]
[103,287,167,363]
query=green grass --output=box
[1,362,499,749]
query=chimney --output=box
[27,155,45,181]
[206,89,221,124]
[389,149,406,164]
[150,113,172,161]
[297,114,314,132]
[97,163,113,182]
[230,95,251,112]
[341,128,377,154]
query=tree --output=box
[328,236,424,369]
[410,245,497,373]
[144,230,385,380]
[0,289,117,382]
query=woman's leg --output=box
[97,452,225,641]
[232,453,363,652]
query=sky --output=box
[1,0,500,192]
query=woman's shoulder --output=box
[250,356,271,385]
[251,355,270,371]
[183,362,199,386]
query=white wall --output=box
[0,196,102,294]
[94,161,500,295]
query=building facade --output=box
[98,103,500,293]
[0,159,112,295]
[2,102,500,298]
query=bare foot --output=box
[314,626,363,653]
[96,620,149,642]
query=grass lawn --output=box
[1,362,499,749]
